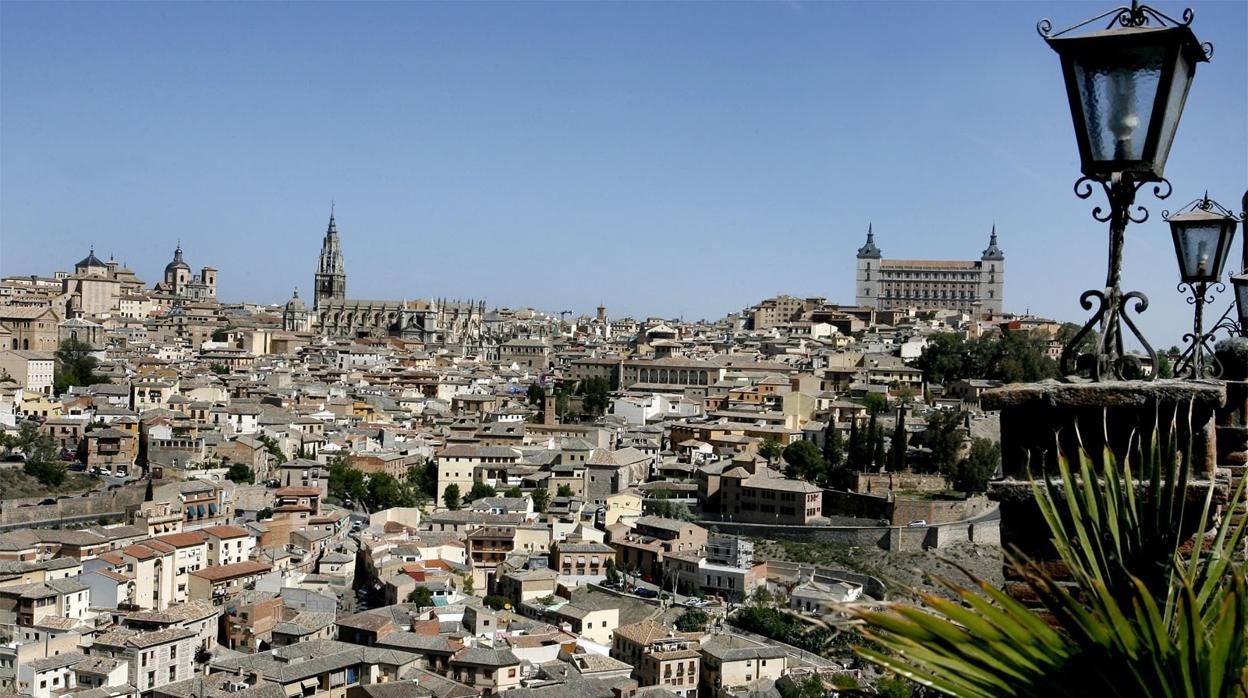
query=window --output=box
[508,668,517,678]
[169,666,177,682]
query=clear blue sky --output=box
[2,1,1245,342]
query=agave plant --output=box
[854,403,1248,697]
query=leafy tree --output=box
[366,472,405,510]
[1155,354,1174,379]
[255,507,272,521]
[945,437,999,494]
[916,330,1058,385]
[225,462,254,485]
[407,586,434,607]
[209,364,229,375]
[887,407,908,472]
[605,559,620,584]
[257,435,287,465]
[467,482,497,501]
[861,392,888,415]
[16,422,63,486]
[918,410,965,474]
[526,382,545,406]
[530,486,549,513]
[504,486,523,498]
[579,377,612,415]
[781,440,825,482]
[53,338,106,395]
[483,594,511,610]
[779,674,827,698]
[405,460,437,504]
[675,607,710,632]
[461,574,474,596]
[556,484,574,498]
[822,418,843,471]
[443,483,462,511]
[327,456,366,503]
[758,439,783,463]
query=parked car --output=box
[634,588,659,599]
[682,597,705,608]
[907,519,928,527]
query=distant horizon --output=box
[2,1,1245,338]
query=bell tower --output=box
[314,205,347,309]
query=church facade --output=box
[293,210,487,351]
[854,226,1004,316]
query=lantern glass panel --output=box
[1153,52,1195,173]
[1235,278,1248,326]
[1173,222,1226,282]
[1073,45,1167,163]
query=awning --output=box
[301,678,319,689]
[197,504,206,517]
[185,509,194,520]
[208,503,217,515]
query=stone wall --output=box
[824,490,993,526]
[855,472,949,494]
[700,515,1000,553]
[0,484,146,526]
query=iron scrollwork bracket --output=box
[1060,288,1158,381]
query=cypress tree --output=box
[888,407,908,472]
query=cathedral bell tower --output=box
[314,205,347,309]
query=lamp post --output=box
[1040,1,1213,380]
[1165,195,1239,377]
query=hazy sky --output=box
[1,1,1245,343]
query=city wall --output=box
[701,510,999,553]
[0,485,145,526]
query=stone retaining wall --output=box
[700,513,999,553]
[0,485,146,526]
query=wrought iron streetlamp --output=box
[1040,1,1213,380]
[1166,195,1239,377]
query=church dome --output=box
[165,244,191,275]
[285,288,307,312]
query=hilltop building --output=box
[854,225,1004,316]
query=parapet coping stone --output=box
[982,379,1225,411]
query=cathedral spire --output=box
[314,205,347,310]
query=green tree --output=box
[209,364,229,375]
[461,573,474,596]
[1155,354,1174,379]
[443,483,462,511]
[758,439,783,463]
[257,435,287,465]
[781,440,825,482]
[255,507,272,521]
[225,462,254,485]
[580,377,611,415]
[556,484,574,498]
[530,486,549,513]
[407,586,434,607]
[483,594,511,610]
[778,674,827,698]
[675,607,710,632]
[467,482,497,501]
[945,437,999,494]
[845,418,867,470]
[504,486,523,498]
[16,422,63,486]
[605,559,621,585]
[526,382,545,406]
[366,472,406,510]
[887,407,908,472]
[822,418,843,472]
[874,675,913,698]
[327,456,366,503]
[872,421,887,470]
[862,392,888,415]
[918,410,964,474]
[53,338,105,395]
